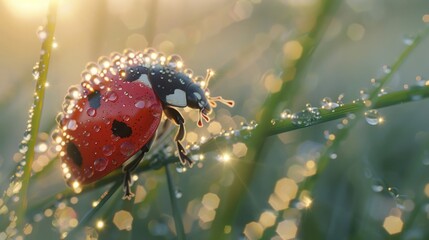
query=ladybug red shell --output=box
[57,48,234,198]
[59,78,162,185]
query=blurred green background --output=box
[1,0,429,239]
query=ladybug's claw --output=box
[122,170,135,200]
[177,141,193,166]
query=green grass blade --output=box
[165,165,186,240]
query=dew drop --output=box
[134,99,146,109]
[23,130,31,141]
[19,143,29,154]
[370,78,380,88]
[120,142,135,157]
[84,168,94,178]
[184,68,193,78]
[175,189,183,199]
[320,97,339,110]
[86,63,100,75]
[403,35,415,46]
[87,108,97,117]
[166,55,183,69]
[36,26,47,41]
[291,107,321,127]
[52,38,58,49]
[175,164,187,173]
[371,180,384,192]
[280,109,292,119]
[102,144,114,156]
[67,119,78,131]
[359,89,369,101]
[106,91,118,102]
[364,109,381,126]
[382,65,391,74]
[93,125,101,133]
[32,62,40,80]
[388,187,400,198]
[98,56,111,69]
[94,158,108,171]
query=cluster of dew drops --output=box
[0,25,61,239]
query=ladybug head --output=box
[187,69,235,127]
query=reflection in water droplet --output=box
[320,97,339,110]
[175,189,183,199]
[93,125,101,132]
[382,65,391,74]
[388,187,400,198]
[280,109,292,119]
[176,164,187,173]
[84,167,94,178]
[67,119,78,131]
[134,100,146,109]
[360,89,369,101]
[36,26,47,41]
[19,143,29,154]
[403,35,415,46]
[291,107,321,127]
[364,109,381,126]
[102,144,114,156]
[87,108,97,117]
[106,91,118,102]
[32,62,40,80]
[120,142,135,157]
[166,54,183,69]
[94,158,108,171]
[372,180,384,192]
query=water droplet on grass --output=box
[403,35,415,45]
[320,97,339,110]
[19,143,29,154]
[175,189,183,199]
[371,180,384,192]
[280,109,292,119]
[364,109,381,125]
[388,187,400,198]
[36,26,47,41]
[291,107,321,127]
[32,62,40,80]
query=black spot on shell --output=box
[88,90,101,109]
[66,141,83,167]
[112,120,132,138]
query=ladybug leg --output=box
[122,137,154,200]
[163,106,193,166]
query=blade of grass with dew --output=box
[165,165,186,240]
[25,82,429,219]
[14,0,58,230]
[209,1,340,238]
[262,26,429,238]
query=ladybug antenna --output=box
[202,69,235,108]
[208,96,235,108]
[202,69,215,90]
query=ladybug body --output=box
[58,49,233,198]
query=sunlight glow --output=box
[3,0,51,18]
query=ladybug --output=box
[57,48,234,199]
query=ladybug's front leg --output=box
[163,106,193,166]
